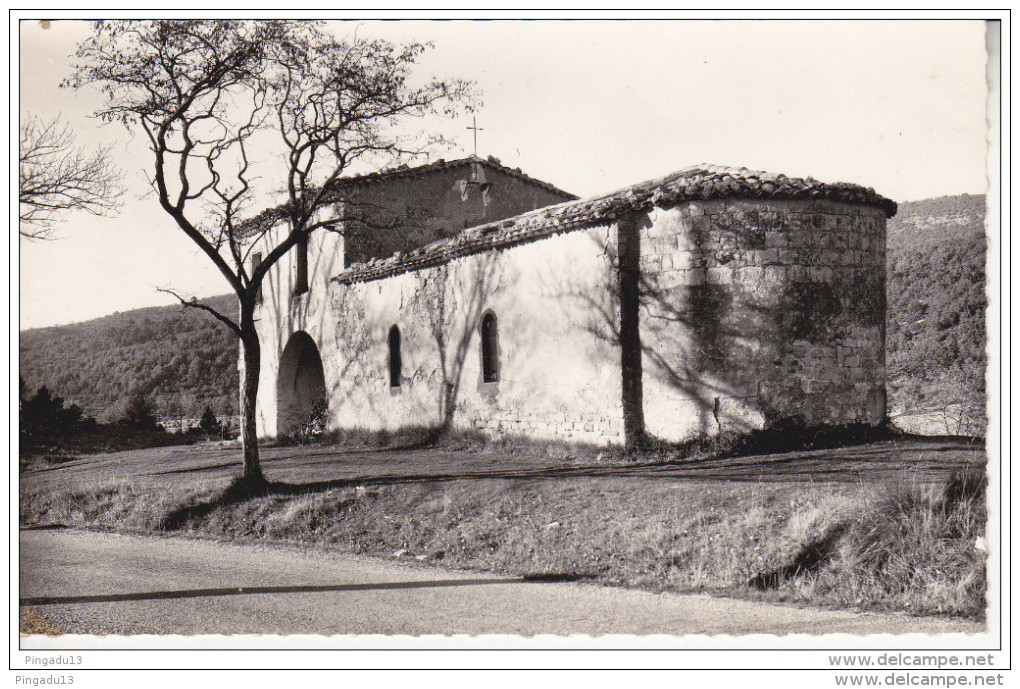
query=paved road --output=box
[20,529,982,637]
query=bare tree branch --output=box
[157,287,242,337]
[19,112,123,239]
[66,19,476,484]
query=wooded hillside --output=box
[886,193,987,433]
[19,194,988,431]
[19,295,239,422]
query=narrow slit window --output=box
[481,312,499,383]
[388,325,402,388]
[251,251,263,304]
[294,236,308,295]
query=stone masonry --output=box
[637,197,887,441]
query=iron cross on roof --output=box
[467,116,484,157]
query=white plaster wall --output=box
[326,225,625,444]
[249,209,345,437]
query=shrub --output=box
[20,381,92,441]
[290,397,329,445]
[119,390,160,431]
[199,406,221,437]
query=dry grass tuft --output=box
[792,468,987,617]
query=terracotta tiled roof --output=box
[236,155,576,237]
[334,164,897,285]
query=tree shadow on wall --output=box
[551,209,883,444]
[322,249,503,435]
[323,287,381,418]
[321,198,498,428]
[415,252,504,431]
[550,225,744,440]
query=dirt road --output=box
[20,529,982,639]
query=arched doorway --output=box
[277,331,326,436]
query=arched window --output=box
[294,236,308,295]
[388,325,402,388]
[481,312,499,383]
[251,251,263,304]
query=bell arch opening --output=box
[276,331,327,436]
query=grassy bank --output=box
[20,457,987,620]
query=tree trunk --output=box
[239,328,264,485]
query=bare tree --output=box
[19,112,122,239]
[66,20,474,487]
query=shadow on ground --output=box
[152,435,985,531]
[20,578,521,606]
[21,573,595,606]
[748,522,850,590]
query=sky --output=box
[17,18,991,330]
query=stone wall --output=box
[340,162,574,265]
[637,198,887,442]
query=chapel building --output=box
[245,156,896,447]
